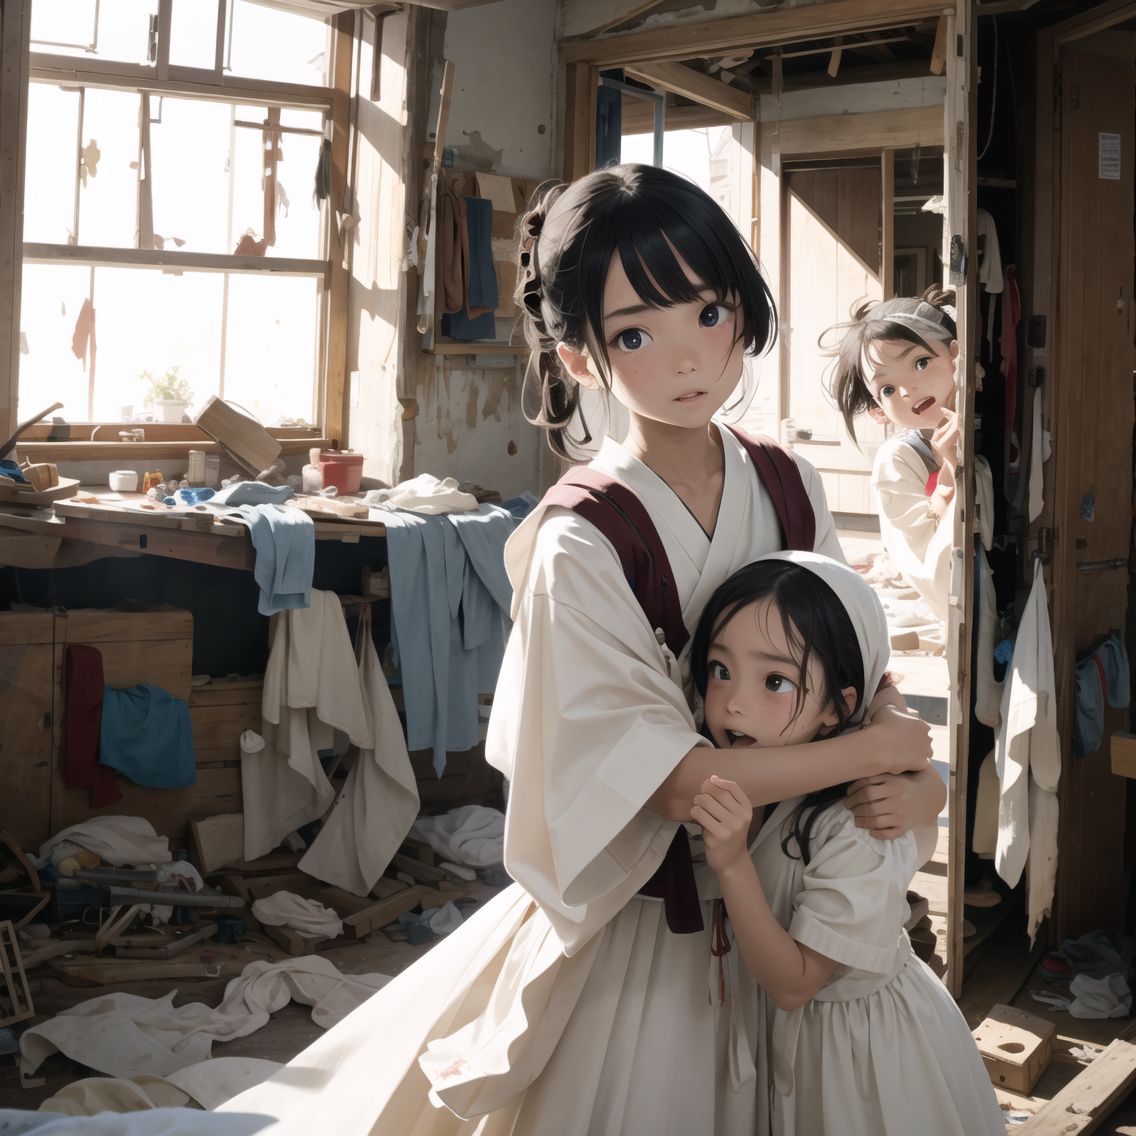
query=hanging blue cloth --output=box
[99,684,195,787]
[1073,630,1130,758]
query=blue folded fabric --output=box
[236,503,315,616]
[212,481,294,506]
[99,684,195,788]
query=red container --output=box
[319,450,363,494]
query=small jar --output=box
[142,469,164,493]
[301,447,323,493]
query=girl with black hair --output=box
[825,288,961,626]
[692,551,1004,1136]
[221,164,945,1135]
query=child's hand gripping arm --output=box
[843,684,946,841]
[693,776,837,1011]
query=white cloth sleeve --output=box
[486,516,710,952]
[787,808,923,975]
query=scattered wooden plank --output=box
[1015,1022,1136,1135]
[115,922,218,959]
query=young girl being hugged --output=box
[826,289,960,625]
[692,551,1004,1136]
[219,164,945,1136]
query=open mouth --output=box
[724,729,756,748]
[675,391,706,403]
[912,396,936,416]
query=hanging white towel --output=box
[242,590,372,861]
[299,611,420,896]
[994,560,1061,914]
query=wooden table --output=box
[0,489,389,571]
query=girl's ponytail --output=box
[516,185,592,462]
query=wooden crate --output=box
[973,1003,1055,1094]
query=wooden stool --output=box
[972,1003,1055,1093]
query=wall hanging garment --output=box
[298,607,419,897]
[440,196,498,341]
[99,684,195,787]
[241,590,372,862]
[971,750,998,858]
[1072,630,1130,758]
[383,504,515,776]
[993,559,1061,941]
[62,644,122,807]
[436,180,468,315]
[977,208,1004,357]
[1027,381,1050,524]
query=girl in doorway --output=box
[826,289,960,626]
[692,551,1004,1136]
[219,164,944,1135]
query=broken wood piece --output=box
[0,920,33,1027]
[1015,1020,1136,1135]
[192,813,302,875]
[19,463,58,491]
[193,396,281,478]
[389,853,465,889]
[399,837,437,867]
[95,903,144,949]
[973,1003,1056,1094]
[115,922,218,959]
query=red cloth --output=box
[63,644,121,807]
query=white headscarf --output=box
[746,550,890,724]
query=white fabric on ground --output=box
[409,806,505,868]
[250,892,343,938]
[37,1058,281,1116]
[39,817,171,868]
[20,957,390,1082]
[0,1109,271,1135]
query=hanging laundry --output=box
[298,606,419,896]
[99,684,195,788]
[241,590,372,862]
[994,558,1061,943]
[1073,630,1130,758]
[62,644,122,807]
[440,196,498,341]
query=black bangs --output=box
[565,166,776,376]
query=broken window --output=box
[20,0,335,427]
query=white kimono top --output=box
[872,432,954,627]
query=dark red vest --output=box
[541,426,815,932]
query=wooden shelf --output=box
[429,341,528,356]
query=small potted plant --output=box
[141,367,194,423]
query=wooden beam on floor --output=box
[1015,1021,1136,1135]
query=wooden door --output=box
[782,162,888,516]
[1048,40,1135,938]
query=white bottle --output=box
[302,447,323,493]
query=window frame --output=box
[16,0,351,446]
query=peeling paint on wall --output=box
[466,382,480,429]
